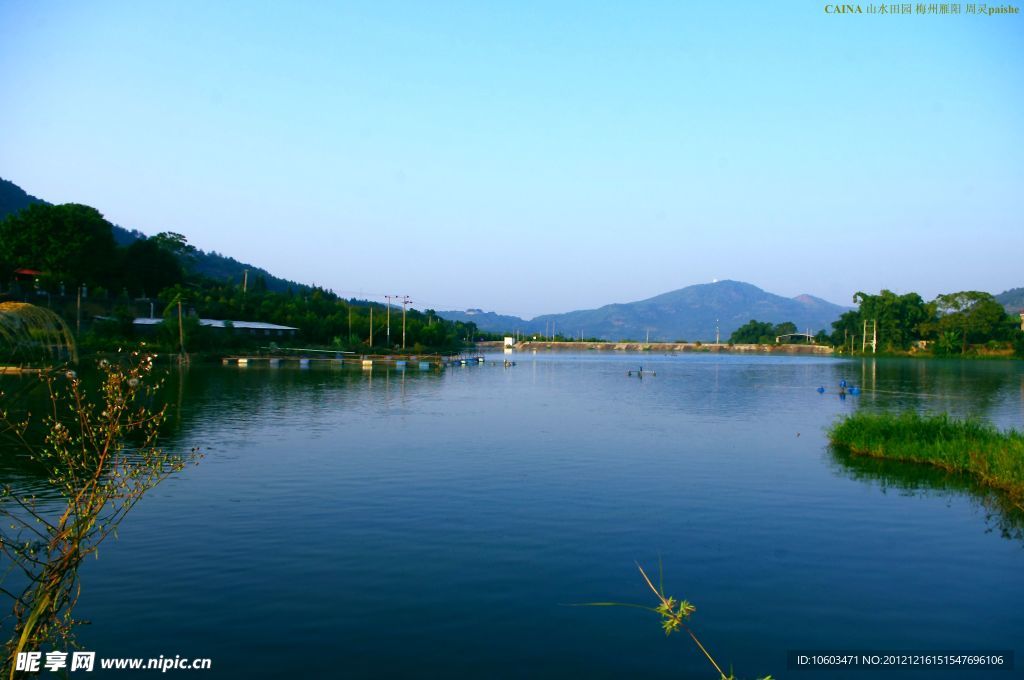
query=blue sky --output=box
[2,1,1021,317]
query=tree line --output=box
[730,289,1024,357]
[0,202,487,353]
[728,320,821,345]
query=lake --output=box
[4,352,1023,678]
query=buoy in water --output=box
[816,386,825,394]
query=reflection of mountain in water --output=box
[828,445,1024,542]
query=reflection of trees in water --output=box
[845,358,1017,419]
[828,445,1024,542]
[0,375,63,499]
[3,365,446,496]
[832,358,1023,539]
[1,357,193,671]
[160,364,445,437]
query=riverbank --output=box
[474,340,1021,360]
[479,340,833,355]
[829,412,1024,507]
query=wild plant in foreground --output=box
[580,562,772,680]
[0,353,199,679]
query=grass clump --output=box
[829,411,1024,508]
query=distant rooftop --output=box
[132,317,298,331]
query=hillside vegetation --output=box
[0,196,486,357]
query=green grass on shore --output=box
[829,411,1024,507]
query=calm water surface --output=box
[4,353,1024,678]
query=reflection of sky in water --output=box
[2,355,1022,679]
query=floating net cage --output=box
[0,302,78,366]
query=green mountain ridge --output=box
[995,288,1024,313]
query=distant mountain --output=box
[439,309,532,333]
[0,177,309,294]
[995,287,1024,313]
[440,280,851,341]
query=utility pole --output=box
[862,318,878,354]
[243,269,248,294]
[369,306,374,348]
[715,319,720,345]
[385,294,393,347]
[76,285,82,335]
[402,295,412,349]
[178,300,185,357]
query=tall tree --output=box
[0,203,117,288]
[830,309,861,349]
[773,321,798,338]
[149,231,195,258]
[729,320,776,344]
[930,291,1008,353]
[852,290,930,351]
[120,238,184,297]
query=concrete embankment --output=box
[476,341,833,355]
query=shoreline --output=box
[477,340,834,355]
[476,341,1021,360]
[829,412,1024,509]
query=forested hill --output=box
[0,177,46,219]
[0,177,308,293]
[996,288,1024,313]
